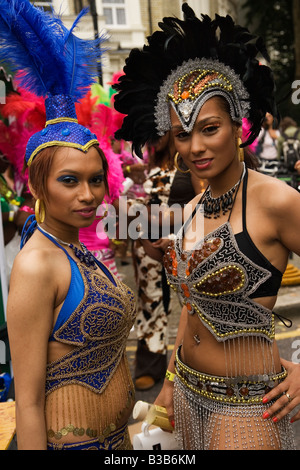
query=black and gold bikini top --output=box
[163,167,283,343]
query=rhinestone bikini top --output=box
[163,208,275,343]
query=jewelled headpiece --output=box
[114,3,278,158]
[25,95,98,166]
[155,58,250,137]
[0,0,105,166]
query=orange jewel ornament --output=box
[181,283,190,298]
[181,90,190,100]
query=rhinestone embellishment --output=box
[163,220,274,341]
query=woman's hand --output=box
[154,380,175,428]
[152,237,171,252]
[294,160,300,174]
[262,358,300,423]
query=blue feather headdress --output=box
[0,0,106,165]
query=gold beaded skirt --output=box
[45,355,134,450]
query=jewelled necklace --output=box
[201,163,246,219]
[37,224,98,270]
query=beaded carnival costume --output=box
[113,3,296,449]
[39,228,136,450]
[0,0,137,450]
[163,167,294,449]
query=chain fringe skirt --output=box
[174,367,296,450]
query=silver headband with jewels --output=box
[154,58,250,136]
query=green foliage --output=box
[242,0,300,123]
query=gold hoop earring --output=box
[96,198,109,221]
[238,137,244,162]
[174,152,190,174]
[35,199,45,224]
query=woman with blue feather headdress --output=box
[1,0,136,450]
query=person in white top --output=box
[257,113,280,161]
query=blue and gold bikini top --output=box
[163,167,283,343]
[40,229,136,396]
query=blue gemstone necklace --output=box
[37,224,97,270]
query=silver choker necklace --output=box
[37,224,97,270]
[201,163,246,219]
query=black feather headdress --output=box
[114,3,278,158]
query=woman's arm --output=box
[295,160,300,174]
[275,184,300,258]
[154,306,188,426]
[7,249,55,449]
[262,183,300,422]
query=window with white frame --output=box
[103,0,126,26]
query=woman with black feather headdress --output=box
[114,3,300,450]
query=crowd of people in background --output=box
[255,112,300,182]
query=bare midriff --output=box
[45,353,134,445]
[181,295,282,377]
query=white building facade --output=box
[32,0,240,90]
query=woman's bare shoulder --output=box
[248,169,300,211]
[10,235,67,290]
[13,241,53,276]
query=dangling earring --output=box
[174,152,190,174]
[35,199,45,224]
[96,198,109,220]
[238,137,244,162]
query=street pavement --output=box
[116,251,300,450]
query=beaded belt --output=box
[47,422,131,450]
[175,346,287,405]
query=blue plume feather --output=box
[0,0,105,101]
